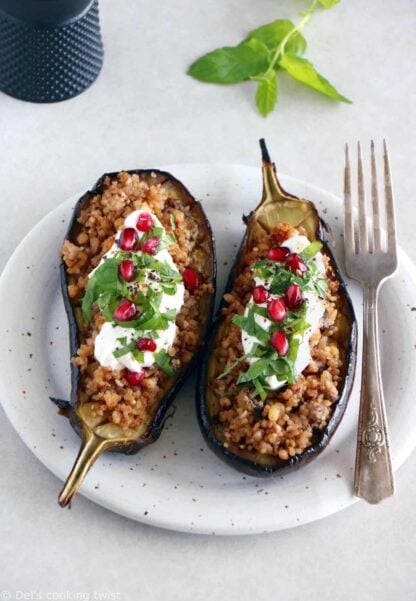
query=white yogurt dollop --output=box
[92,210,184,373]
[241,235,327,391]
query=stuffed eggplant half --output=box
[197,141,357,476]
[57,169,215,506]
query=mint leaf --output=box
[255,72,278,117]
[237,358,270,384]
[232,312,270,346]
[246,19,307,56]
[279,53,352,103]
[318,0,340,8]
[132,350,145,363]
[113,340,137,359]
[299,240,323,261]
[188,42,269,84]
[154,350,175,376]
[253,377,267,401]
[243,37,270,60]
[82,257,121,322]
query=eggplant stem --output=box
[259,138,271,164]
[58,431,108,508]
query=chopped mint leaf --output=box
[252,376,267,401]
[299,240,323,262]
[161,283,177,296]
[251,304,269,318]
[113,340,137,358]
[141,226,164,244]
[313,277,328,297]
[82,257,121,322]
[154,349,175,376]
[232,312,270,345]
[158,233,176,251]
[132,349,145,363]
[169,213,176,234]
[236,358,270,384]
[217,354,248,380]
[162,308,177,321]
[287,336,300,363]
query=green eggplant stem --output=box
[58,431,109,508]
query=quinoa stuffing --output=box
[61,171,213,435]
[210,223,345,461]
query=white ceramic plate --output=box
[1,164,416,535]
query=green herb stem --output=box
[266,0,319,76]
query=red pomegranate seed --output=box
[140,236,160,255]
[285,252,307,274]
[253,285,269,304]
[136,337,157,352]
[113,299,137,321]
[136,212,153,232]
[118,259,136,282]
[284,283,303,309]
[270,330,289,356]
[118,227,138,251]
[266,246,290,261]
[267,298,287,322]
[183,268,199,292]
[124,369,145,386]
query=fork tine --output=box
[370,140,381,252]
[357,141,368,252]
[383,140,397,254]
[344,143,355,255]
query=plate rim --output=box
[1,163,416,535]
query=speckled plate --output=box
[1,164,416,535]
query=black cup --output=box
[0,0,103,102]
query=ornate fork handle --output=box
[354,283,395,503]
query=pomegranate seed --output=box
[136,212,153,232]
[285,252,307,274]
[118,228,138,251]
[284,283,303,309]
[113,299,137,321]
[118,259,136,282]
[124,369,145,386]
[270,330,289,356]
[140,236,160,255]
[183,268,199,292]
[266,246,290,261]
[267,298,287,322]
[253,285,269,304]
[136,337,157,352]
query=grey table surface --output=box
[1,0,415,599]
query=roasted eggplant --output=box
[55,169,215,505]
[197,140,357,476]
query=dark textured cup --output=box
[0,0,103,103]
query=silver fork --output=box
[344,140,397,504]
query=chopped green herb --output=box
[132,349,145,363]
[82,257,121,322]
[237,358,270,384]
[217,354,248,380]
[113,340,137,359]
[154,349,175,376]
[300,240,323,262]
[169,213,176,234]
[252,377,268,401]
[232,310,270,345]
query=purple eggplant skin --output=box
[53,168,216,457]
[196,142,357,477]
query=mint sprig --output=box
[187,0,350,117]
